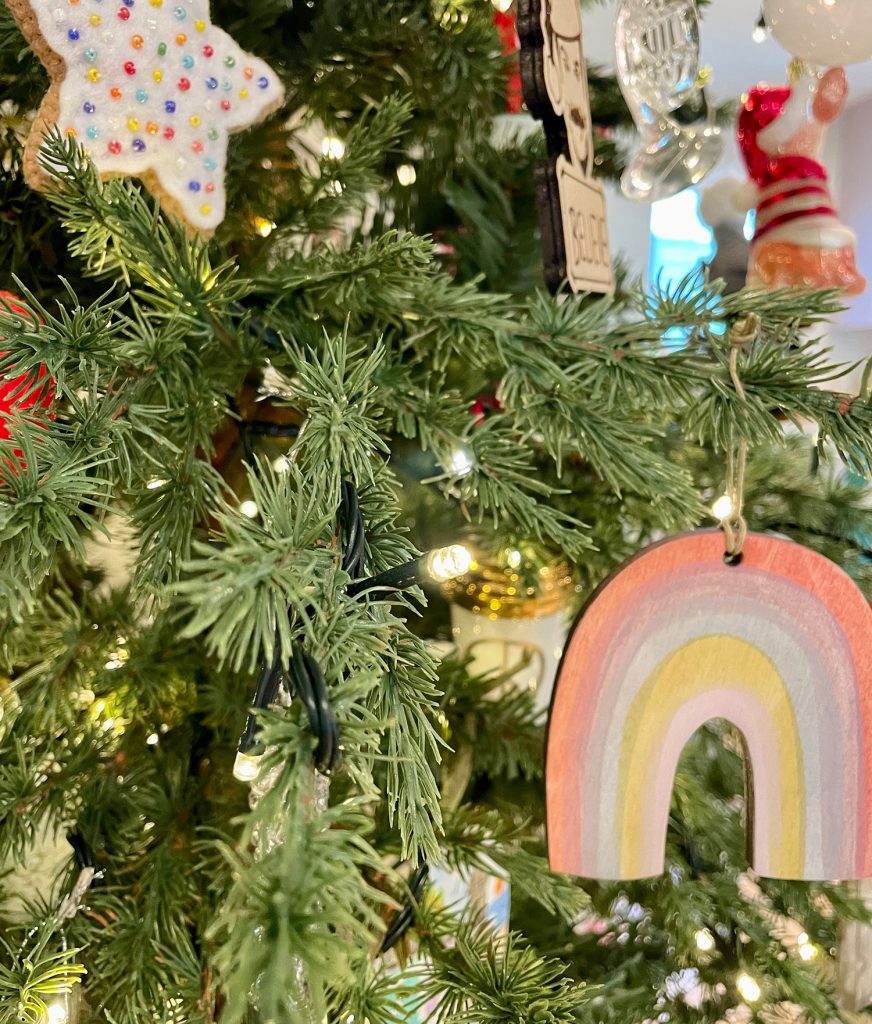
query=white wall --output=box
[822,97,872,392]
[604,181,651,283]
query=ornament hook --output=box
[720,315,759,564]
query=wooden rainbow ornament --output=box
[546,530,872,882]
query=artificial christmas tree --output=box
[1,2,871,1023]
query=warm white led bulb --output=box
[737,973,761,1002]
[450,448,474,477]
[233,751,262,783]
[425,545,473,582]
[396,164,417,187]
[695,928,715,952]
[252,215,276,238]
[711,494,734,521]
[44,1001,69,1024]
[752,24,768,44]
[239,500,259,519]
[321,135,346,160]
[798,942,817,961]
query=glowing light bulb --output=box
[711,494,734,521]
[450,448,474,477]
[146,477,167,490]
[425,545,473,582]
[239,500,259,518]
[146,732,159,746]
[737,973,761,1003]
[272,455,292,473]
[396,163,417,187]
[752,23,768,43]
[252,214,276,237]
[799,942,817,961]
[44,1001,69,1024]
[233,750,262,782]
[321,135,345,160]
[506,549,522,569]
[695,929,715,952]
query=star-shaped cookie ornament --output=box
[9,0,284,231]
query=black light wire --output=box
[289,641,339,774]
[67,830,96,872]
[235,478,365,774]
[379,861,430,954]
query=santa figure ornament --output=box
[737,63,865,295]
[736,0,872,295]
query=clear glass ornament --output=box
[244,765,330,1024]
[615,0,723,203]
[615,0,700,112]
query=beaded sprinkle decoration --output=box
[7,0,284,231]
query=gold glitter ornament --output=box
[443,546,578,711]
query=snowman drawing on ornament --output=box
[541,0,593,177]
[736,0,872,295]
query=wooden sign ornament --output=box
[518,0,614,294]
[546,530,872,882]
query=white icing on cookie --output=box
[32,0,284,229]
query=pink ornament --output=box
[812,67,848,125]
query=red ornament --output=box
[123,60,136,75]
[470,395,501,426]
[493,8,523,115]
[0,292,54,443]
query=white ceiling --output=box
[581,0,872,106]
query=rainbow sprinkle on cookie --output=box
[11,0,284,230]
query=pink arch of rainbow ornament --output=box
[546,530,872,883]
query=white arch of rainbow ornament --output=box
[546,530,872,883]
